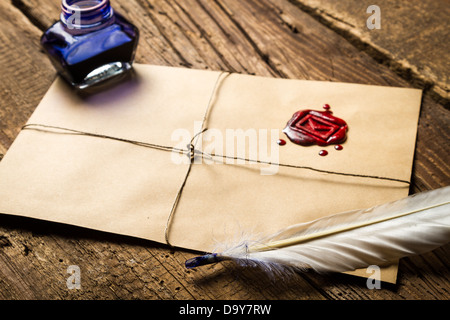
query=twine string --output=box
[20,122,411,186]
[163,71,230,246]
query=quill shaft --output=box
[249,201,449,252]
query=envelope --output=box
[0,64,422,283]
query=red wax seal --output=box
[283,109,348,146]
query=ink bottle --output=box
[41,0,139,90]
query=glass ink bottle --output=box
[41,0,139,90]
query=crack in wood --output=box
[215,0,287,78]
[0,235,12,248]
[11,0,48,31]
[287,0,449,109]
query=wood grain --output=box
[0,0,448,300]
[292,0,450,107]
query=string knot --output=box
[187,143,196,163]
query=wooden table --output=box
[0,0,448,301]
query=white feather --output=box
[186,186,450,274]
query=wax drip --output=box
[283,104,348,147]
[281,104,348,157]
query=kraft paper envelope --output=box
[0,64,422,283]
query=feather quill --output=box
[185,186,450,274]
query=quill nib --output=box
[185,253,224,269]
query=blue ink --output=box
[41,0,139,89]
[185,253,223,269]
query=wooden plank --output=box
[292,0,450,106]
[0,0,448,300]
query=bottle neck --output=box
[61,0,114,34]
